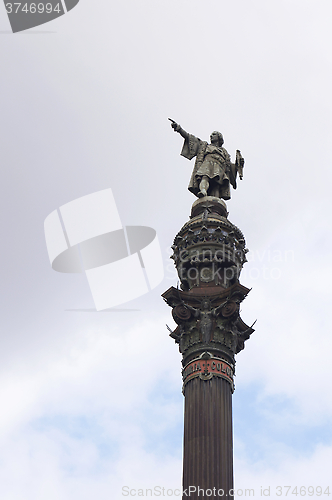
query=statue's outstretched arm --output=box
[168,118,189,140]
[212,300,228,317]
[178,297,199,317]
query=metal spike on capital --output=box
[162,119,254,498]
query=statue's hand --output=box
[168,118,180,132]
[168,118,188,139]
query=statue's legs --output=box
[210,184,220,198]
[220,180,231,200]
[199,176,209,197]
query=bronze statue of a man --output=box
[169,119,244,200]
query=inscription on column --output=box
[182,354,234,392]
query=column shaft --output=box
[183,377,233,498]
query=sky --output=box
[1,0,332,498]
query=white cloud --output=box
[0,316,183,499]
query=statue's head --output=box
[210,131,224,147]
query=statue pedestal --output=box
[191,196,228,218]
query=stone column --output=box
[162,197,254,499]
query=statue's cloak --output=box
[180,134,237,197]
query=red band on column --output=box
[182,355,234,392]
